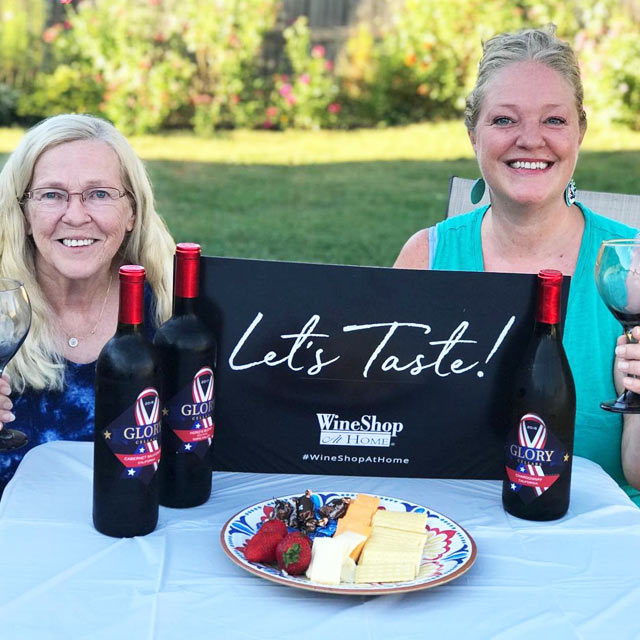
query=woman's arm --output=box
[616,326,640,489]
[393,229,430,270]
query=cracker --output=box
[371,509,427,533]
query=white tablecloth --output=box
[1,441,640,640]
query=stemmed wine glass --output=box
[595,238,640,413]
[0,278,31,451]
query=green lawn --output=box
[2,121,639,267]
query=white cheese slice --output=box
[340,557,356,583]
[305,537,343,585]
[334,531,367,560]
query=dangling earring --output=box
[564,178,577,207]
[470,177,486,205]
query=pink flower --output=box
[192,94,213,105]
[262,119,274,129]
[328,102,341,114]
[285,94,296,105]
[279,83,292,97]
[60,0,72,4]
[266,106,278,118]
[312,45,325,59]
[299,73,310,85]
[43,25,61,43]
[324,60,334,71]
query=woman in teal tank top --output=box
[394,27,640,506]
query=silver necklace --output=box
[64,273,114,348]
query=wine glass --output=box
[0,278,31,451]
[595,238,640,413]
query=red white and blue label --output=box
[101,387,162,484]
[505,413,570,504]
[163,366,215,459]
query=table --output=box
[1,442,640,640]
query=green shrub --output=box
[604,34,640,130]
[177,0,279,134]
[339,0,525,127]
[0,0,47,124]
[0,0,47,88]
[63,0,195,134]
[575,4,640,131]
[265,17,341,130]
[4,0,640,134]
[0,83,19,125]
[16,15,107,122]
[17,64,103,120]
[337,0,640,129]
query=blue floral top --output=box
[0,286,157,495]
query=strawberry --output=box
[275,533,312,575]
[257,519,288,538]
[283,531,309,545]
[243,532,282,564]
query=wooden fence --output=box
[263,0,398,70]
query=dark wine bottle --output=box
[154,243,217,508]
[93,265,162,537]
[502,269,576,521]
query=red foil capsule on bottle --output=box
[119,265,146,325]
[536,269,563,325]
[175,242,201,299]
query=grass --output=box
[1,120,639,266]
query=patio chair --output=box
[446,176,640,227]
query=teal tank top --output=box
[431,203,640,506]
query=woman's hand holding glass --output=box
[0,373,13,425]
[595,239,640,413]
[0,278,31,450]
[615,326,640,396]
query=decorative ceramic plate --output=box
[220,491,477,595]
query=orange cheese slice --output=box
[334,494,380,560]
[352,493,380,515]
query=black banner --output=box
[199,257,568,479]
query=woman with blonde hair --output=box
[395,26,640,505]
[0,113,175,493]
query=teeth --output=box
[510,161,549,170]
[62,239,95,247]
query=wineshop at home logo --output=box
[315,413,404,448]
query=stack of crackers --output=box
[354,509,428,583]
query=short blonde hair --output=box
[465,26,587,135]
[0,114,175,391]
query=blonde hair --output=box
[0,114,175,391]
[465,26,587,135]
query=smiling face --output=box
[24,139,135,284]
[470,61,584,210]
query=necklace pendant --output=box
[68,337,79,348]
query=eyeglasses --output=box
[20,187,131,212]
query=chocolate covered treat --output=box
[319,497,350,521]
